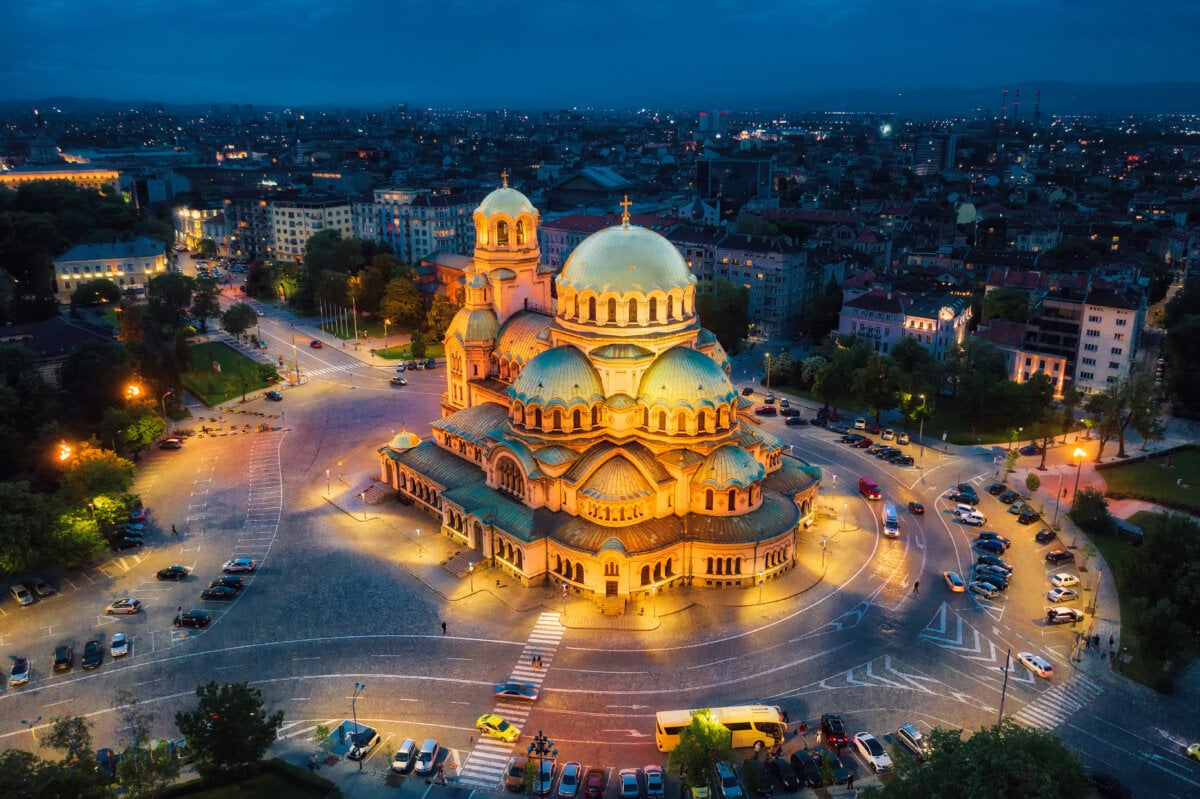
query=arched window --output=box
[734,558,743,575]
[573,295,580,319]
[653,562,662,581]
[573,409,582,430]
[532,408,542,428]
[666,296,674,320]
[641,565,651,586]
[552,410,562,431]
[697,411,708,433]
[472,364,478,377]
[706,557,714,574]
[607,298,617,323]
[496,221,509,246]
[657,410,667,431]
[665,559,674,577]
[516,220,526,246]
[705,489,713,511]
[588,297,596,322]
[627,298,638,324]
[727,489,736,511]
[649,297,658,322]
[575,563,584,582]
[592,406,600,427]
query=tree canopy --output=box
[695,279,749,356]
[175,681,284,781]
[666,709,734,788]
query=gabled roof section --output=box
[56,236,165,262]
[432,403,510,446]
[384,439,485,491]
[842,289,906,314]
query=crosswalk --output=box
[305,363,361,377]
[456,612,567,789]
[1011,673,1104,730]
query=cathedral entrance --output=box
[473,521,483,552]
[606,580,618,597]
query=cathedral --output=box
[379,180,820,603]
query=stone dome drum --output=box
[558,224,697,296]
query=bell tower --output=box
[472,172,552,324]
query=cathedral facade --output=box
[379,183,820,602]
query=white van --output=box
[882,504,900,538]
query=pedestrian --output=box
[441,621,447,635]
[831,474,837,488]
[537,655,543,667]
[802,738,808,751]
[172,524,178,537]
[1109,634,1115,648]
[913,580,920,594]
[531,652,538,667]
[1094,634,1101,649]
[781,709,789,724]
[846,773,854,790]
[1109,650,1116,665]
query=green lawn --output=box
[1100,448,1200,513]
[176,773,326,799]
[181,341,278,407]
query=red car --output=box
[853,437,874,448]
[309,339,323,348]
[868,422,882,434]
[755,406,778,416]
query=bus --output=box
[654,705,786,752]
[882,503,900,538]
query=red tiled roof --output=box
[975,319,1026,348]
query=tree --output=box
[694,279,749,355]
[1059,385,1084,443]
[800,355,828,389]
[1085,383,1123,462]
[889,336,940,396]
[175,681,284,781]
[58,443,136,503]
[115,690,179,798]
[410,331,428,359]
[379,276,425,330]
[44,715,95,767]
[1115,374,1158,458]
[981,287,1030,323]
[146,272,194,329]
[60,340,137,421]
[876,720,1089,799]
[795,278,842,342]
[1069,488,1115,537]
[426,290,463,341]
[853,354,901,423]
[190,274,222,333]
[0,481,56,576]
[1025,472,1041,496]
[666,709,734,788]
[196,238,217,257]
[221,303,259,341]
[117,300,144,345]
[71,278,122,307]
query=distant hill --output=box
[3,82,1200,117]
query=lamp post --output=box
[359,491,367,520]
[842,502,849,532]
[20,716,41,745]
[758,570,764,604]
[469,562,474,592]
[917,394,926,465]
[1052,468,1065,529]
[1070,447,1086,547]
[350,683,366,770]
[652,585,657,619]
[765,353,771,396]
[326,468,331,496]
[383,318,391,346]
[160,389,173,419]
[821,536,828,569]
[416,528,422,557]
[527,730,557,789]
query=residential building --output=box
[270,193,354,261]
[975,319,1070,398]
[374,188,480,262]
[52,237,167,303]
[838,289,907,354]
[223,192,275,261]
[1075,284,1145,393]
[0,166,121,193]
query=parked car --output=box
[391,738,418,774]
[785,416,807,426]
[53,644,74,672]
[790,752,823,788]
[211,575,244,591]
[819,713,849,748]
[1046,549,1075,565]
[741,387,755,396]
[714,761,742,799]
[264,390,283,401]
[1008,501,1029,515]
[585,768,606,799]
[754,406,777,416]
[29,576,55,597]
[10,656,31,685]
[558,761,583,799]
[998,490,1020,504]
[200,585,237,601]
[424,358,437,369]
[1017,651,1055,678]
[1050,573,1079,588]
[174,611,211,629]
[1035,528,1057,544]
[948,491,979,505]
[1019,444,1043,456]
[222,558,257,573]
[618,768,641,799]
[889,454,915,465]
[506,754,529,792]
[853,732,893,773]
[987,482,1007,495]
[977,564,1012,584]
[853,417,867,430]
[534,759,556,796]
[1018,509,1041,525]
[764,392,775,404]
[853,437,874,449]
[10,584,34,606]
[106,598,141,615]
[780,407,800,417]
[896,724,930,761]
[808,745,850,784]
[765,756,800,792]
[881,429,895,441]
[977,531,1011,548]
[347,725,382,761]
[974,570,1008,591]
[1047,587,1079,603]
[110,632,129,657]
[643,765,665,799]
[1046,607,1085,625]
[975,538,1006,554]
[160,436,183,449]
[157,565,189,580]
[968,581,998,599]
[896,432,910,445]
[82,640,103,669]
[779,398,790,408]
[976,554,1013,573]
[111,536,144,551]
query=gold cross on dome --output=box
[501,169,509,188]
[620,195,632,226]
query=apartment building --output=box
[270,193,354,261]
[1075,284,1144,393]
[223,192,275,261]
[52,237,167,303]
[373,188,479,262]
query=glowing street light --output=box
[758,570,765,604]
[57,442,72,463]
[125,383,142,402]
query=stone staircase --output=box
[599,596,626,616]
[443,549,484,578]
[359,483,394,505]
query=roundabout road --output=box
[3,373,1198,797]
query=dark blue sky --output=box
[6,0,1197,110]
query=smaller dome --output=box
[388,430,421,452]
[466,272,489,289]
[638,346,737,410]
[692,445,765,488]
[446,307,499,343]
[477,186,535,218]
[509,346,604,408]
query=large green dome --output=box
[637,346,735,410]
[509,346,604,408]
[558,223,696,296]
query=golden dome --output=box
[638,346,737,410]
[476,186,535,219]
[692,445,764,488]
[387,429,421,452]
[558,223,696,296]
[509,346,604,408]
[445,307,499,343]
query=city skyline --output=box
[6,0,1200,113]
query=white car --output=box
[1050,573,1080,588]
[969,581,998,599]
[9,584,34,606]
[105,598,142,615]
[881,429,895,440]
[110,632,129,657]
[854,417,867,430]
[897,432,911,445]
[10,657,31,685]
[1046,587,1078,603]
[853,732,893,773]
[1016,651,1055,679]
[222,558,257,573]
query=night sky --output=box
[6,0,1197,110]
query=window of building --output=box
[1079,371,1095,380]
[1086,329,1100,338]
[1113,333,1125,341]
[1084,343,1098,352]
[1111,347,1122,355]
[1082,357,1096,366]
[1088,314,1102,323]
[1109,362,1120,370]
[1115,318,1127,327]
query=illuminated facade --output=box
[380,184,819,603]
[52,237,167,303]
[0,166,120,193]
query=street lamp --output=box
[160,389,173,418]
[842,501,849,532]
[1092,566,1103,617]
[359,491,367,520]
[821,536,828,569]
[20,716,41,744]
[325,468,331,496]
[527,730,557,788]
[765,353,772,396]
[917,394,926,465]
[383,318,391,344]
[416,527,422,557]
[350,683,366,770]
[652,585,657,619]
[469,562,475,592]
[1052,468,1065,529]
[1070,447,1087,547]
